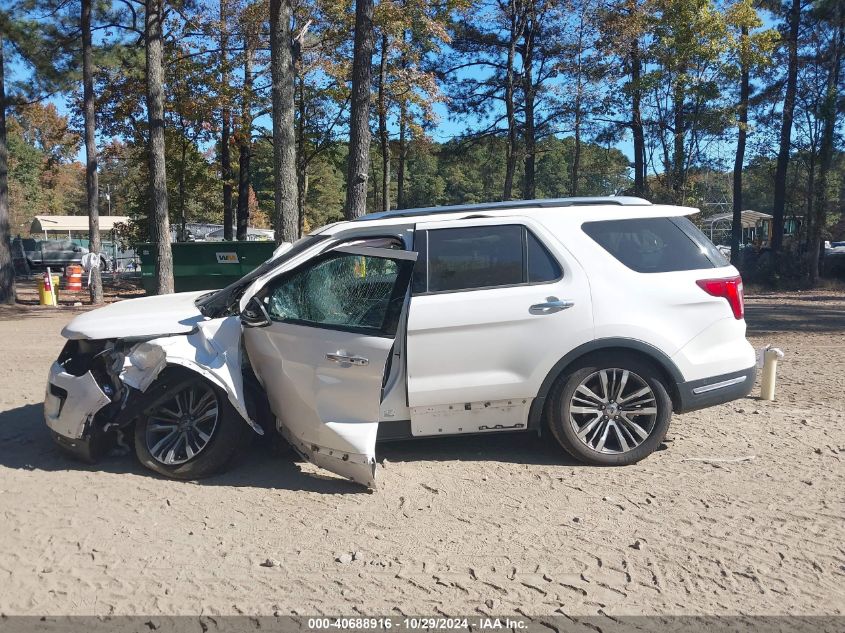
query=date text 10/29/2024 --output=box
[307,618,527,631]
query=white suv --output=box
[44,197,756,487]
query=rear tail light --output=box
[696,275,744,320]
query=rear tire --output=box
[547,353,672,466]
[134,374,251,479]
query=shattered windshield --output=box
[196,234,329,318]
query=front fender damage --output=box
[121,316,262,435]
[46,316,260,463]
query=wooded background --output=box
[0,0,843,300]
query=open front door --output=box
[243,245,416,487]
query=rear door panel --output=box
[406,218,594,435]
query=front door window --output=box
[264,251,408,336]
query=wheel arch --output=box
[527,339,684,430]
[132,363,254,479]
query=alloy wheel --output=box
[568,368,658,454]
[145,383,219,466]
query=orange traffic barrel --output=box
[65,264,83,291]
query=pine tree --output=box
[345,0,375,218]
[270,0,298,242]
[145,0,173,293]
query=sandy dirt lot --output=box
[0,292,843,617]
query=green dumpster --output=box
[139,241,276,294]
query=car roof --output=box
[315,197,699,236]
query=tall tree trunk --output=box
[397,99,407,209]
[810,7,844,284]
[82,0,103,304]
[805,149,815,274]
[377,31,390,213]
[671,69,686,203]
[0,34,14,305]
[571,105,581,196]
[295,72,307,232]
[222,116,233,239]
[731,25,750,267]
[236,34,254,242]
[372,160,379,212]
[502,2,525,200]
[771,0,801,253]
[270,0,298,243]
[396,36,408,209]
[570,17,585,198]
[503,9,519,201]
[345,0,375,219]
[298,172,308,230]
[179,131,187,238]
[236,143,250,240]
[630,37,646,197]
[221,0,233,241]
[522,12,536,200]
[145,0,173,294]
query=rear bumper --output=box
[675,365,756,413]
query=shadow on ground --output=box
[0,403,578,493]
[0,403,365,494]
[378,431,575,467]
[0,305,89,322]
[745,300,845,333]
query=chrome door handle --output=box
[529,297,575,314]
[326,353,369,366]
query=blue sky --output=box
[7,46,642,179]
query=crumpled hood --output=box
[62,291,210,340]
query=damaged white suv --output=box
[45,197,756,487]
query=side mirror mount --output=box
[241,296,271,328]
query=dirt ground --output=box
[0,291,843,617]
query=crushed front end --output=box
[44,339,128,461]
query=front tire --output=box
[548,353,672,466]
[134,375,250,479]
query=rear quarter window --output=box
[582,217,728,273]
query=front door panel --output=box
[243,246,416,487]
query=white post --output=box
[760,347,785,401]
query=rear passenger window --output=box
[417,225,562,293]
[582,217,727,273]
[428,225,523,292]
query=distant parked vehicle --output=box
[14,238,110,271]
[825,241,845,254]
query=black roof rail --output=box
[353,196,652,222]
